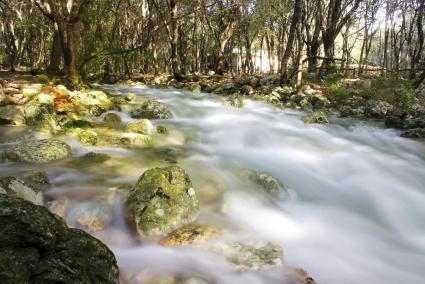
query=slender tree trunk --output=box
[48,29,63,73]
[280,0,304,85]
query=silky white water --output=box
[2,85,425,284]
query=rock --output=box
[0,105,25,125]
[75,90,112,110]
[225,95,245,108]
[0,90,7,106]
[104,112,122,125]
[290,94,305,104]
[0,194,119,283]
[384,108,407,128]
[126,119,155,134]
[205,241,283,272]
[69,128,98,146]
[0,176,44,204]
[309,93,330,109]
[365,100,393,119]
[2,139,72,163]
[68,152,111,168]
[403,114,425,129]
[36,93,55,105]
[131,100,172,119]
[46,197,69,218]
[240,85,254,95]
[207,70,215,76]
[126,166,199,236]
[3,87,21,96]
[400,128,425,138]
[302,111,329,124]
[22,87,40,98]
[24,101,62,133]
[125,92,136,101]
[160,224,221,246]
[189,83,202,94]
[97,133,132,148]
[300,99,313,112]
[245,170,289,197]
[156,125,168,134]
[89,104,107,116]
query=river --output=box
[2,85,425,284]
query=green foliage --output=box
[361,77,417,110]
[321,73,344,86]
[327,84,350,102]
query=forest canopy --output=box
[0,0,424,87]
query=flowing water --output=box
[2,85,425,284]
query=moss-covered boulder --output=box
[125,119,154,134]
[302,111,329,124]
[126,166,199,236]
[0,194,119,284]
[131,100,172,119]
[2,139,72,163]
[244,170,289,197]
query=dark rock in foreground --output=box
[0,194,119,284]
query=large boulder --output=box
[130,100,172,119]
[2,139,72,163]
[126,166,199,236]
[0,194,119,283]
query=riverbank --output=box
[112,72,425,140]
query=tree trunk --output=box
[280,0,304,85]
[48,29,63,74]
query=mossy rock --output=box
[62,118,93,130]
[69,128,99,146]
[125,119,154,134]
[0,194,119,283]
[2,139,72,163]
[130,100,172,119]
[126,166,199,236]
[225,95,245,108]
[156,125,168,134]
[24,101,61,133]
[89,105,107,116]
[97,133,132,148]
[104,113,122,125]
[302,111,329,124]
[0,105,25,126]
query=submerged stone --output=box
[245,170,289,197]
[24,101,62,133]
[104,112,122,124]
[205,241,283,272]
[0,105,25,125]
[160,224,221,246]
[126,166,199,236]
[2,139,72,163]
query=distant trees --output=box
[0,0,425,87]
